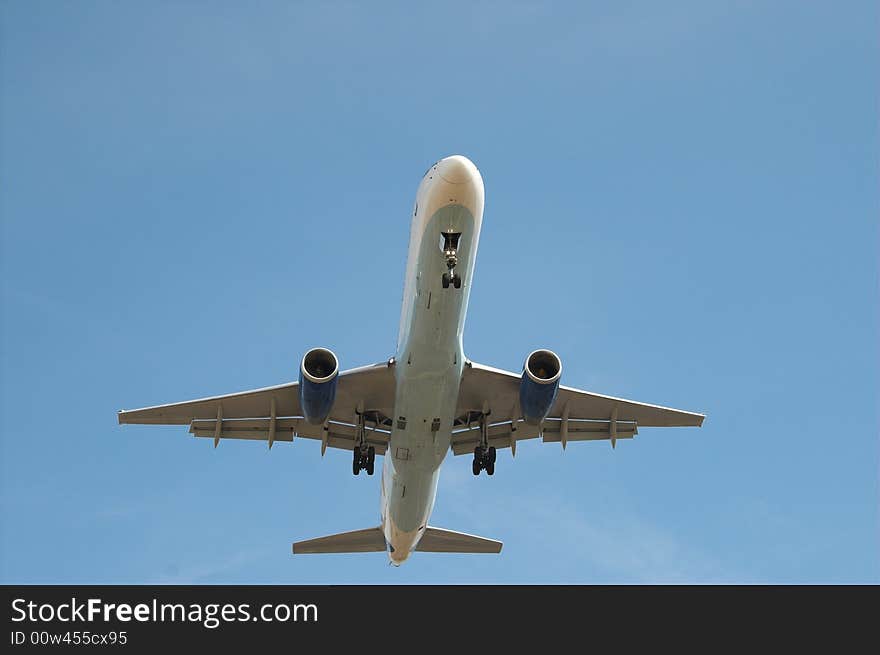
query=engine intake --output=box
[519,349,562,423]
[299,347,339,424]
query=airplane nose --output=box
[425,154,484,215]
[437,155,478,185]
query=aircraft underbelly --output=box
[382,203,478,557]
[384,334,462,538]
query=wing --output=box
[452,360,704,455]
[118,360,396,454]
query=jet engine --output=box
[519,349,562,423]
[299,347,339,424]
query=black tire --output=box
[353,449,361,475]
[474,445,483,459]
[367,458,374,476]
[486,460,495,476]
[472,458,481,476]
[368,446,376,465]
[453,274,462,289]
[442,273,450,288]
[488,446,496,464]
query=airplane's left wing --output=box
[452,360,704,455]
[118,361,396,454]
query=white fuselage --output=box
[380,155,485,565]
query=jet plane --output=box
[118,155,704,565]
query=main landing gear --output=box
[353,408,375,475]
[441,232,462,289]
[471,411,496,476]
[472,445,496,476]
[353,445,375,476]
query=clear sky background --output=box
[1,1,877,583]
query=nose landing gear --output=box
[442,272,462,289]
[441,232,463,289]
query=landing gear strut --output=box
[441,232,462,289]
[471,411,496,476]
[352,408,375,475]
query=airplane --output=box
[118,155,705,566]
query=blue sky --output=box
[1,1,877,583]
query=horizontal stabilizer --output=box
[416,526,502,554]
[292,527,386,554]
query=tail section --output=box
[292,526,385,554]
[416,526,502,554]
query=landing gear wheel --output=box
[352,449,361,476]
[442,273,450,289]
[472,444,495,476]
[366,446,375,475]
[453,274,462,289]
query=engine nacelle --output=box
[519,349,562,423]
[299,347,339,425]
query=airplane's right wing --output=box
[453,360,704,455]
